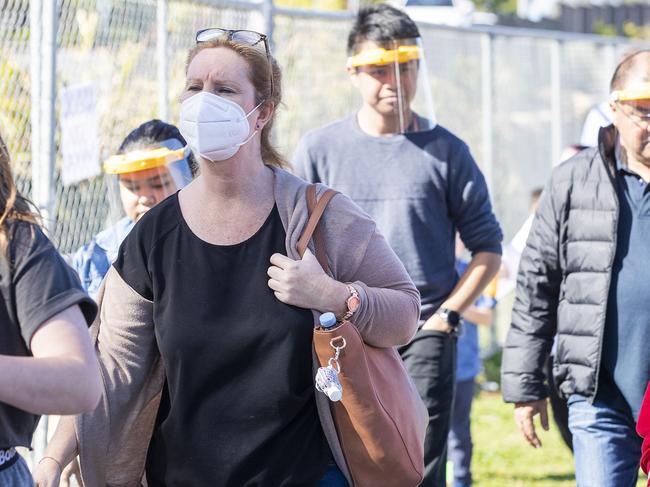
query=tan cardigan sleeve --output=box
[75,266,164,487]
[320,192,421,348]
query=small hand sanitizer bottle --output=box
[315,365,343,402]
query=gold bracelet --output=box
[38,456,62,472]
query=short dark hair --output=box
[118,119,198,175]
[347,4,420,56]
[610,49,650,92]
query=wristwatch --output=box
[340,284,360,322]
[434,307,461,333]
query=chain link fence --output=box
[7,1,647,255]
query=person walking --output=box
[447,247,497,487]
[502,49,650,487]
[0,132,101,486]
[293,5,502,486]
[34,27,420,487]
[70,119,193,299]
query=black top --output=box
[0,220,97,447]
[115,195,329,486]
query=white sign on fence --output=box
[60,83,101,186]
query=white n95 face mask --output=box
[179,91,263,162]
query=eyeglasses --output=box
[616,101,650,128]
[195,28,274,100]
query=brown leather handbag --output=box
[297,184,428,487]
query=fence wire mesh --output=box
[4,2,648,249]
[1,0,31,197]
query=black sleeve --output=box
[113,217,153,301]
[501,172,565,403]
[9,222,97,347]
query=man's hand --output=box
[514,398,549,448]
[421,313,452,332]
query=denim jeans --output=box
[447,378,475,487]
[400,329,457,487]
[317,462,349,487]
[568,395,642,487]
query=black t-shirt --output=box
[115,195,329,486]
[0,220,97,447]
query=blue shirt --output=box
[455,260,496,382]
[71,217,134,300]
[600,155,650,419]
[293,115,502,321]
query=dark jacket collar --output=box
[598,124,617,168]
[597,124,621,187]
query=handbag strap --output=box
[296,184,338,273]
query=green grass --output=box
[469,392,647,486]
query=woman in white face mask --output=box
[36,29,420,487]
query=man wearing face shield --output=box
[501,50,650,486]
[71,120,193,300]
[293,5,503,486]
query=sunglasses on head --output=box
[195,28,274,98]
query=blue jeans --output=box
[0,455,33,487]
[568,395,642,487]
[317,463,349,487]
[448,378,475,487]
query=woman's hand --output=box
[60,458,84,487]
[268,249,349,315]
[33,456,62,487]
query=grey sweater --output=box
[73,166,421,486]
[293,115,502,321]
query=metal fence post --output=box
[603,42,617,91]
[29,0,42,216]
[480,33,494,198]
[32,0,57,229]
[480,32,499,355]
[157,0,169,122]
[550,38,563,167]
[262,0,275,50]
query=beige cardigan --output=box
[75,167,420,486]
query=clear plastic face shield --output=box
[103,138,192,240]
[348,37,436,134]
[610,81,650,129]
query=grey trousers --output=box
[0,455,33,486]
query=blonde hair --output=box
[186,37,287,169]
[0,134,40,253]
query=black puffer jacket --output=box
[502,125,620,403]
